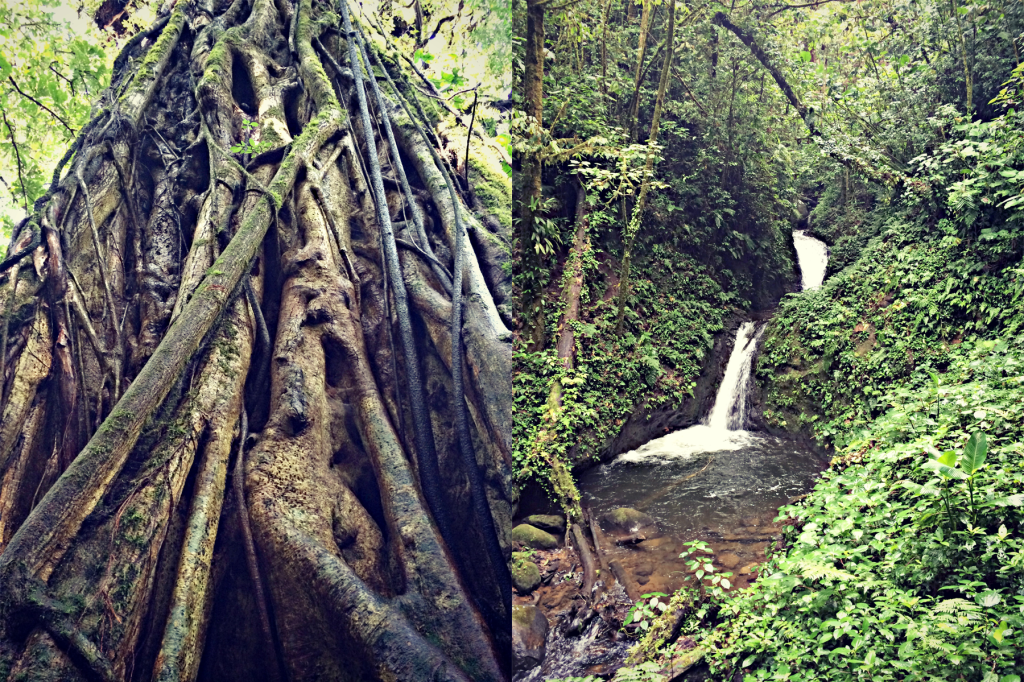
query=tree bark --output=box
[520,0,547,349]
[0,1,511,679]
[628,0,655,139]
[554,184,591,369]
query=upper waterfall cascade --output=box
[793,230,829,290]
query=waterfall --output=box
[705,321,765,431]
[793,230,828,290]
[611,232,829,465]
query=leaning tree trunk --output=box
[0,0,513,680]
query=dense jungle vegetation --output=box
[512,0,1024,678]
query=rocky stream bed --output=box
[511,503,798,681]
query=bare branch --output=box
[766,0,854,18]
[712,11,904,185]
[8,76,76,134]
[1,109,30,210]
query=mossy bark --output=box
[0,0,510,679]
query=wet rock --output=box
[636,575,650,585]
[541,583,577,613]
[513,553,542,594]
[739,563,759,576]
[718,553,741,569]
[634,562,654,577]
[524,514,566,536]
[512,524,559,550]
[601,507,655,532]
[513,605,549,673]
[599,507,659,544]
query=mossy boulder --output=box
[600,507,656,534]
[510,523,558,550]
[512,552,541,594]
[523,514,565,536]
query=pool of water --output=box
[579,426,826,536]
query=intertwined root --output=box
[0,0,511,679]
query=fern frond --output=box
[933,598,980,614]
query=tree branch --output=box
[712,11,903,185]
[673,66,708,116]
[2,109,29,210]
[8,76,75,134]
[766,0,854,18]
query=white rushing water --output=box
[792,230,828,290]
[612,232,829,465]
[705,321,765,431]
[615,322,765,464]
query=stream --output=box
[576,231,830,593]
[514,230,831,681]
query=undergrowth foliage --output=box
[512,253,727,493]
[705,337,1024,681]
[616,54,1024,682]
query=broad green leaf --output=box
[989,620,1010,645]
[963,432,987,475]
[976,590,1001,607]
[922,459,967,480]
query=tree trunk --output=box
[615,0,675,334]
[628,0,654,139]
[520,184,591,522]
[520,0,546,349]
[600,0,614,101]
[554,184,590,369]
[0,1,512,680]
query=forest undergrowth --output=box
[587,62,1024,682]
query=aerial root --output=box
[277,521,476,682]
[230,409,281,682]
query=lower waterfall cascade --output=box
[512,229,832,681]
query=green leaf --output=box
[989,620,1010,645]
[976,591,1002,607]
[922,459,967,480]
[799,51,811,62]
[963,432,987,475]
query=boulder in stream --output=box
[524,513,566,536]
[513,604,549,673]
[718,552,741,569]
[511,523,559,549]
[599,507,658,542]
